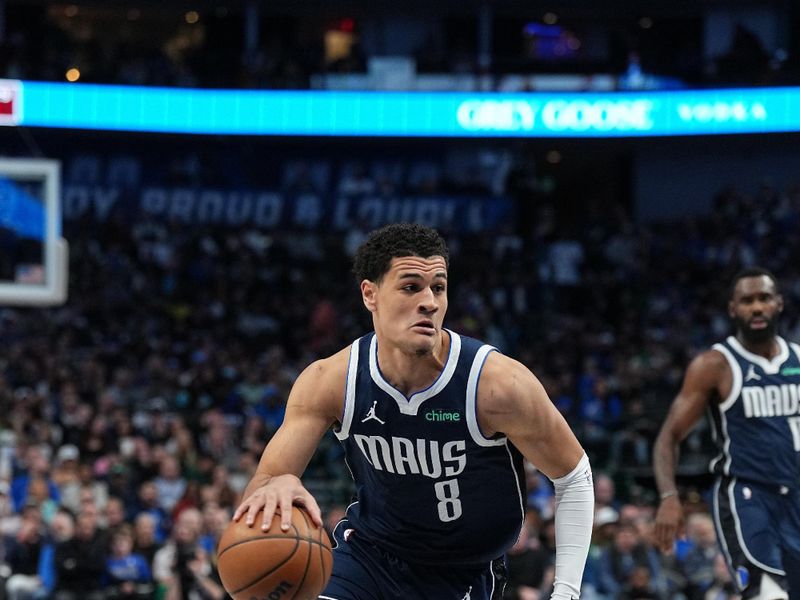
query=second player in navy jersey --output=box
[653,267,800,600]
[233,223,594,600]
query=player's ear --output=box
[727,299,736,319]
[361,280,378,313]
[777,293,785,313]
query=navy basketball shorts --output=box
[712,477,800,599]
[318,520,505,600]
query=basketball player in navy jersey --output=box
[233,223,594,599]
[653,267,800,600]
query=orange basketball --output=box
[217,506,333,600]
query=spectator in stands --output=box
[578,377,622,464]
[595,521,664,598]
[153,455,186,515]
[131,512,159,569]
[199,420,239,473]
[81,414,113,464]
[4,507,75,600]
[503,508,554,600]
[207,465,237,509]
[153,508,225,600]
[24,478,58,525]
[50,445,81,507]
[52,508,107,600]
[4,502,46,600]
[103,497,128,532]
[106,465,137,517]
[130,481,168,544]
[524,461,555,520]
[198,502,230,557]
[55,384,92,449]
[35,508,76,598]
[544,372,577,424]
[10,447,58,514]
[583,502,620,597]
[608,396,655,474]
[704,554,740,600]
[128,438,158,485]
[594,473,621,512]
[0,480,17,537]
[74,460,108,511]
[104,524,153,600]
[679,513,721,600]
[619,565,660,599]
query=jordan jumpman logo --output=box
[361,401,385,425]
[745,364,761,382]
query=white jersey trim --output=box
[710,344,742,475]
[790,342,800,363]
[334,339,360,441]
[711,478,735,578]
[369,329,462,416]
[464,344,526,550]
[466,344,505,447]
[726,335,789,374]
[328,500,359,552]
[712,344,743,413]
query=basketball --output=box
[217,506,333,600]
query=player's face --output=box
[728,275,783,344]
[362,255,448,354]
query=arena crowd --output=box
[2,176,800,599]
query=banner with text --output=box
[62,185,513,233]
[7,79,800,137]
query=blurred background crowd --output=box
[2,166,798,598]
[2,0,800,599]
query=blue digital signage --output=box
[4,79,799,138]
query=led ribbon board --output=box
[5,79,800,137]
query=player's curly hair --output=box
[353,223,449,283]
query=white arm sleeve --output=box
[548,453,594,600]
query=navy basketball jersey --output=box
[709,336,800,489]
[333,330,526,565]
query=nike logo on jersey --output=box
[745,364,761,382]
[361,401,385,425]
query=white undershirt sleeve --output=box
[548,453,594,600]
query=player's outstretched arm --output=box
[652,349,727,553]
[233,349,348,532]
[479,353,593,600]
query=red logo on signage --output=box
[0,99,12,115]
[0,80,21,124]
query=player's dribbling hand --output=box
[653,496,683,554]
[232,473,323,532]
